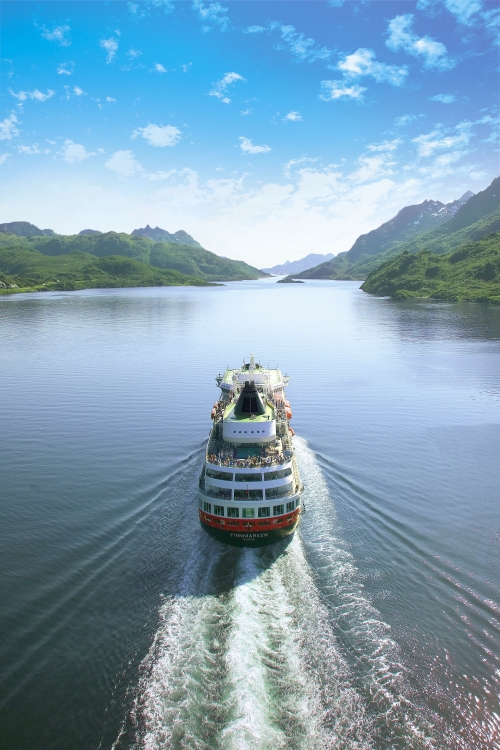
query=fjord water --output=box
[0,280,499,750]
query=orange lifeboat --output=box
[285,404,293,419]
[211,402,218,419]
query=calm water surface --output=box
[0,280,499,750]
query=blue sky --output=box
[1,0,499,266]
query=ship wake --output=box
[123,439,438,750]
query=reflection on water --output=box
[0,281,499,749]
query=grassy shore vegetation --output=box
[0,230,264,282]
[0,239,211,294]
[361,232,500,303]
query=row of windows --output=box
[206,467,292,482]
[204,483,294,501]
[201,499,298,518]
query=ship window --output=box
[286,501,295,513]
[258,507,270,518]
[214,505,224,516]
[242,507,255,518]
[206,469,234,481]
[266,482,293,500]
[203,502,212,513]
[235,473,262,482]
[264,468,292,481]
[273,504,284,516]
[227,507,239,518]
[234,489,263,500]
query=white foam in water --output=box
[127,438,439,749]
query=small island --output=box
[277,277,305,284]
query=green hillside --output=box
[18,231,264,281]
[0,239,210,294]
[291,177,500,281]
[361,232,500,303]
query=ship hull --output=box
[200,517,299,547]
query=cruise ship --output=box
[198,355,302,547]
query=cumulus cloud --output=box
[244,25,266,34]
[106,96,117,103]
[181,63,192,73]
[152,63,167,73]
[128,0,174,18]
[101,37,119,63]
[39,23,71,46]
[61,140,95,163]
[269,21,331,62]
[10,88,55,104]
[192,1,229,32]
[430,93,456,103]
[105,150,143,177]
[394,113,422,127]
[57,62,75,75]
[239,137,272,154]
[209,72,245,103]
[386,15,454,70]
[132,124,182,147]
[0,153,10,165]
[127,48,142,59]
[73,86,85,96]
[367,138,402,152]
[0,113,20,140]
[320,80,366,101]
[337,48,408,86]
[284,111,302,121]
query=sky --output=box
[1,0,499,267]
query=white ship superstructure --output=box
[198,355,302,547]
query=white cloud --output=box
[418,0,482,26]
[0,153,10,165]
[239,137,272,154]
[367,138,402,153]
[57,62,74,75]
[132,123,182,147]
[0,113,20,141]
[73,86,85,96]
[241,108,252,116]
[18,143,50,155]
[106,96,117,103]
[105,150,143,177]
[269,22,331,62]
[152,63,167,73]
[320,80,366,101]
[430,93,456,103]
[244,25,266,34]
[39,24,71,46]
[181,63,192,73]
[144,169,177,181]
[128,0,174,18]
[192,1,229,32]
[386,15,454,70]
[210,72,246,103]
[61,140,95,163]
[412,122,472,157]
[101,37,119,64]
[394,113,422,127]
[283,157,318,178]
[284,111,302,121]
[10,89,55,104]
[337,48,408,86]
[127,48,142,59]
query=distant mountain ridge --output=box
[0,221,57,237]
[261,253,334,275]
[293,190,476,280]
[132,225,202,247]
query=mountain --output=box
[132,225,202,247]
[0,231,265,282]
[361,232,500,303]
[0,221,57,237]
[291,189,478,281]
[79,229,102,235]
[0,235,210,294]
[261,253,334,275]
